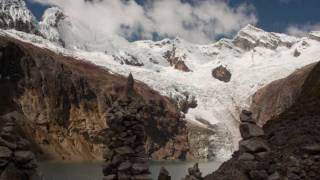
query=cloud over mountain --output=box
[32,0,257,43]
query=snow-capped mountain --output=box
[2,2,320,158]
[0,0,38,33]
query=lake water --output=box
[39,160,224,180]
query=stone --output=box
[293,49,301,57]
[132,163,149,174]
[118,161,132,171]
[14,151,35,165]
[103,147,114,160]
[240,112,255,123]
[301,144,320,155]
[102,161,113,175]
[0,146,12,158]
[0,163,28,180]
[249,170,268,180]
[238,152,255,161]
[240,123,264,139]
[268,172,281,180]
[103,175,117,180]
[111,155,123,166]
[240,138,270,153]
[158,167,171,180]
[115,146,135,155]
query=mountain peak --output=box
[0,0,39,34]
[233,24,298,50]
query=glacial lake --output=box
[39,160,224,180]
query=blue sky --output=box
[25,0,320,38]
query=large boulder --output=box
[240,123,264,140]
[212,65,232,82]
[239,138,270,153]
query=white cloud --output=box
[287,23,320,37]
[32,0,257,44]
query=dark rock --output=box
[0,163,28,180]
[158,167,171,180]
[249,170,268,180]
[301,144,320,155]
[126,73,135,97]
[268,172,281,180]
[103,174,117,180]
[238,152,255,161]
[118,161,132,171]
[240,123,264,139]
[293,49,301,57]
[174,61,192,72]
[13,151,35,165]
[103,147,114,161]
[0,146,12,159]
[240,112,255,123]
[132,163,149,174]
[239,138,270,153]
[212,65,232,82]
[102,161,113,175]
[114,146,135,155]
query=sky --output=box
[25,0,320,43]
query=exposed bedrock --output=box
[0,36,191,161]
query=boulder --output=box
[238,153,255,161]
[114,146,134,155]
[0,146,12,158]
[132,163,149,174]
[240,111,255,123]
[118,161,132,171]
[103,174,117,180]
[240,123,264,139]
[13,151,35,165]
[301,144,320,155]
[268,172,281,180]
[158,167,171,180]
[212,65,232,82]
[240,138,270,153]
[249,170,268,180]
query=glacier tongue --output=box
[3,6,320,158]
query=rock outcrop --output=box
[250,63,315,126]
[0,35,189,161]
[164,46,192,72]
[0,112,40,180]
[212,65,232,83]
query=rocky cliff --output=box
[204,61,320,180]
[0,35,190,161]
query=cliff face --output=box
[0,35,189,161]
[205,61,320,180]
[250,63,316,126]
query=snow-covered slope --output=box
[2,5,320,158]
[0,0,38,33]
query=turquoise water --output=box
[39,160,223,180]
